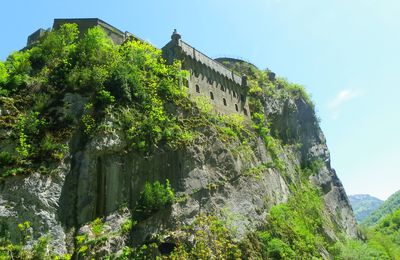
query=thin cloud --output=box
[328,89,363,119]
[328,89,362,109]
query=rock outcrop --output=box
[0,89,358,257]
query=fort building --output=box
[26,19,251,117]
[162,30,250,117]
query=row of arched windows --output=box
[194,85,248,116]
[196,84,239,100]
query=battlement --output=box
[26,18,143,47]
[178,41,244,86]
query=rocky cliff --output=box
[0,25,358,259]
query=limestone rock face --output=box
[0,165,69,255]
[265,95,359,239]
[0,91,358,255]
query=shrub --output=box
[15,112,46,158]
[91,218,104,237]
[0,61,8,86]
[121,219,136,234]
[97,89,115,104]
[81,114,96,134]
[135,180,175,219]
[4,51,32,93]
[0,151,15,165]
[170,215,242,259]
[259,183,325,258]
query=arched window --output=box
[235,104,238,112]
[220,85,225,91]
[243,108,248,116]
[233,91,236,98]
[223,98,227,106]
[196,85,200,93]
[210,91,214,100]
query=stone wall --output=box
[27,28,48,46]
[162,33,251,117]
[53,18,127,45]
[184,57,250,116]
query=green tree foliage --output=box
[258,183,326,259]
[0,61,9,96]
[0,23,196,177]
[332,209,400,259]
[363,190,400,226]
[4,51,31,94]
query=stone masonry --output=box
[162,30,250,117]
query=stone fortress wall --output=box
[26,19,251,117]
[162,32,250,117]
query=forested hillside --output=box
[363,190,400,227]
[349,194,383,222]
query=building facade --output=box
[162,30,250,117]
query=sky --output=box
[1,0,399,200]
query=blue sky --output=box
[1,0,399,200]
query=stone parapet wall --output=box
[179,41,243,86]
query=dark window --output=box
[210,91,214,100]
[220,85,225,91]
[235,104,238,112]
[223,98,227,106]
[196,85,200,93]
[243,108,248,116]
[208,79,213,85]
[233,91,236,98]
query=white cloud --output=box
[328,89,362,119]
[328,89,362,109]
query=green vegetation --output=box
[169,215,242,259]
[332,208,400,259]
[257,182,327,259]
[1,23,258,179]
[119,214,243,259]
[135,179,175,219]
[362,190,400,226]
[2,23,385,259]
[0,221,71,259]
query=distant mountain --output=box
[349,194,383,222]
[362,190,400,226]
